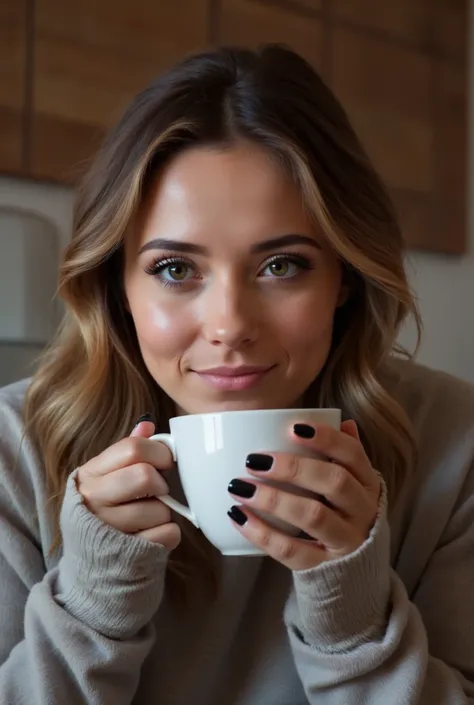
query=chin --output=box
[176,394,302,415]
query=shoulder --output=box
[0,379,48,540]
[385,359,474,542]
[385,358,474,449]
[0,378,32,459]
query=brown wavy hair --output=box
[25,44,421,593]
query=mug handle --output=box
[149,433,200,529]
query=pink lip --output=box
[194,365,275,391]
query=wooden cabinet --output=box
[0,0,468,252]
[328,0,467,253]
[0,0,27,173]
[31,0,209,182]
[219,0,323,71]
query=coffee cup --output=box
[152,407,341,556]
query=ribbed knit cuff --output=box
[286,480,391,653]
[55,469,169,640]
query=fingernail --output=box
[227,505,248,526]
[228,479,256,498]
[246,453,273,471]
[293,423,315,439]
[134,412,156,428]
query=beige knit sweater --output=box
[0,360,473,704]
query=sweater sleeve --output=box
[0,391,169,705]
[284,478,474,704]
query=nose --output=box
[199,278,259,349]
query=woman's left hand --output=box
[228,420,382,571]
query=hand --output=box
[77,418,181,549]
[227,420,381,571]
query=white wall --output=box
[0,9,473,384]
[0,179,74,385]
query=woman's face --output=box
[124,141,346,414]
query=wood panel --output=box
[32,0,209,182]
[328,2,467,253]
[332,29,433,193]
[0,0,467,252]
[0,0,27,172]
[218,0,323,71]
[432,61,467,252]
[285,0,322,12]
[331,0,432,47]
[432,0,467,61]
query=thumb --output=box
[340,419,360,441]
[130,413,156,439]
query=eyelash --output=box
[144,253,315,290]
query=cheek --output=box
[129,290,196,359]
[279,284,339,343]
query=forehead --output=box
[135,141,314,248]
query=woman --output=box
[0,44,472,704]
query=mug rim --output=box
[169,407,341,423]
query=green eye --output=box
[166,263,188,281]
[268,260,290,277]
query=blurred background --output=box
[0,0,470,386]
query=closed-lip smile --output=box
[193,365,275,391]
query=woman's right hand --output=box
[76,418,181,549]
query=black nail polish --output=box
[246,453,273,471]
[227,505,248,526]
[293,423,315,439]
[228,479,256,498]
[134,413,156,428]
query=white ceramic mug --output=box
[151,407,341,556]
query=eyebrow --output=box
[138,233,321,256]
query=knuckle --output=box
[260,486,280,515]
[329,464,348,494]
[273,537,297,562]
[132,463,154,494]
[122,438,142,465]
[256,527,273,551]
[287,454,302,482]
[304,499,325,530]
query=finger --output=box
[340,419,360,440]
[80,435,174,478]
[136,522,181,549]
[245,454,371,520]
[99,498,172,534]
[293,422,374,488]
[130,419,156,439]
[228,506,327,571]
[229,481,358,550]
[83,462,169,507]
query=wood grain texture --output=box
[432,0,467,61]
[284,0,322,12]
[331,0,432,46]
[0,0,27,172]
[32,0,209,181]
[218,0,323,70]
[0,0,467,252]
[332,28,433,192]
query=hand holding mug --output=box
[153,407,343,556]
[228,420,381,571]
[76,418,181,549]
